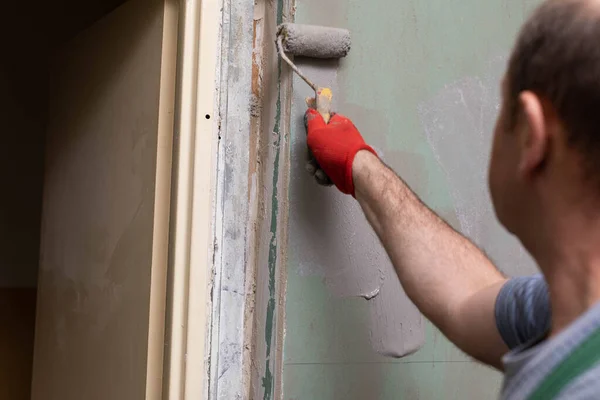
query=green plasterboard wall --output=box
[284,0,542,398]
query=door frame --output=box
[162,0,221,398]
[165,0,294,398]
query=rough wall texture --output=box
[283,0,541,398]
[210,0,256,398]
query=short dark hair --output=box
[507,0,600,179]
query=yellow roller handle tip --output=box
[317,87,333,101]
[305,87,333,123]
[316,87,333,123]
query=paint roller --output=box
[276,23,351,185]
[276,23,350,123]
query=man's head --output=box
[489,0,600,254]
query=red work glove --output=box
[305,108,377,196]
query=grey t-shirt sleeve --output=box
[494,274,551,349]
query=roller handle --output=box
[316,87,333,123]
[305,87,334,186]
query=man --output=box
[304,0,600,398]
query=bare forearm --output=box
[303,106,507,366]
[353,151,506,347]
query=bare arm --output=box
[353,150,508,369]
[304,109,509,368]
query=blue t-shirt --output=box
[495,275,600,399]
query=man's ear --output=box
[518,91,549,178]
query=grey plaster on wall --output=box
[210,0,256,398]
[289,58,424,357]
[290,59,384,299]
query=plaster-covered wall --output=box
[283,0,541,398]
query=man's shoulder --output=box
[495,274,551,350]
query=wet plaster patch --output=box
[289,57,424,357]
[290,58,383,299]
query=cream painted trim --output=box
[164,0,221,398]
[146,0,179,399]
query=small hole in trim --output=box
[205,114,211,119]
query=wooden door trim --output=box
[146,0,179,399]
[163,0,221,398]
